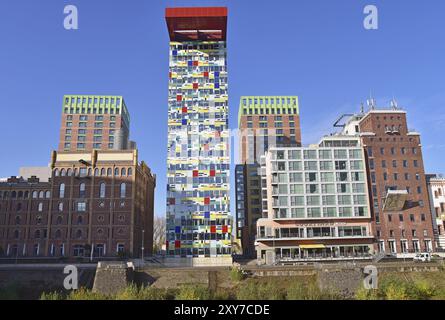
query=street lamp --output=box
[141,230,145,261]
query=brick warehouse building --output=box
[0,94,156,260]
[0,149,156,259]
[341,102,435,255]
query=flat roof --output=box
[165,7,228,41]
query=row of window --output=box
[243,108,298,115]
[65,129,116,135]
[58,182,127,199]
[368,146,418,157]
[12,212,126,225]
[3,243,127,258]
[66,121,116,128]
[66,115,117,121]
[54,167,133,177]
[242,97,297,106]
[273,172,365,183]
[8,227,128,240]
[275,149,362,160]
[0,190,50,200]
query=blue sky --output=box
[1,0,445,218]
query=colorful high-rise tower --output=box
[165,7,232,261]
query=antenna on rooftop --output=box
[390,97,399,110]
[360,103,364,114]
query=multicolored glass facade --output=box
[165,7,232,257]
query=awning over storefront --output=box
[299,244,326,249]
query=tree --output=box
[153,215,166,254]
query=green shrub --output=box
[176,285,211,300]
[67,287,109,300]
[410,280,436,300]
[229,266,245,282]
[115,284,175,300]
[236,281,286,300]
[355,287,379,300]
[40,291,64,300]
[286,280,339,300]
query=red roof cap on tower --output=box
[165,7,228,41]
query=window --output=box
[59,184,65,198]
[77,202,86,212]
[38,203,43,212]
[392,160,397,168]
[79,183,86,198]
[128,168,133,176]
[99,183,106,198]
[335,161,347,170]
[120,183,126,198]
[58,202,64,212]
[121,168,126,176]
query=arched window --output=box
[128,168,133,176]
[39,191,44,199]
[45,191,51,199]
[55,230,62,239]
[99,183,106,198]
[59,183,65,198]
[38,203,43,212]
[79,183,86,198]
[77,216,83,225]
[3,191,8,199]
[14,230,19,239]
[76,230,82,239]
[120,183,126,198]
[94,168,99,177]
[11,191,17,199]
[74,168,78,176]
[114,168,120,176]
[107,168,112,176]
[15,216,21,225]
[24,191,29,199]
[32,191,38,199]
[58,202,63,212]
[67,168,72,176]
[54,169,59,177]
[60,169,66,177]
[88,168,92,176]
[18,191,23,198]
[101,168,106,176]
[121,168,126,176]
[35,230,41,239]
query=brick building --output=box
[59,95,131,152]
[236,96,301,257]
[341,103,435,255]
[0,149,156,259]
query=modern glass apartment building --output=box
[165,7,232,258]
[256,136,374,264]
